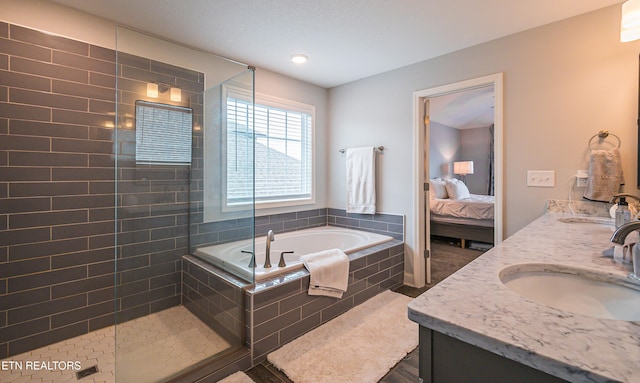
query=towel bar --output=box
[588,130,621,149]
[339,146,384,154]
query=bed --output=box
[429,192,495,248]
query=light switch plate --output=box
[527,170,555,187]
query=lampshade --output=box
[453,161,474,175]
[147,83,159,98]
[621,0,640,42]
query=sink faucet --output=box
[610,221,640,279]
[264,230,275,268]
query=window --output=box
[135,100,192,165]
[225,88,314,208]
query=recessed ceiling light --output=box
[290,54,308,64]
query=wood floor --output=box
[245,239,486,383]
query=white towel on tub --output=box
[346,147,376,214]
[301,248,349,298]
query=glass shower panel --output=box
[114,27,253,382]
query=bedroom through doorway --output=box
[413,74,504,285]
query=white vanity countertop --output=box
[408,212,640,383]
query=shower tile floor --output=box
[0,306,230,383]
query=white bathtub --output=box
[193,226,394,282]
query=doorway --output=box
[412,74,504,286]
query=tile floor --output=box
[0,306,230,383]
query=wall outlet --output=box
[527,170,555,187]
[576,170,588,188]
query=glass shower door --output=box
[114,26,254,382]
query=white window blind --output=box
[226,93,313,205]
[135,100,193,165]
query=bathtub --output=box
[193,226,394,282]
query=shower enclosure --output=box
[113,27,255,382]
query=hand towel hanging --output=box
[583,148,624,202]
[346,147,376,214]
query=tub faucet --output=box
[264,230,275,268]
[610,221,640,279]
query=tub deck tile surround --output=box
[182,235,404,368]
[246,240,404,365]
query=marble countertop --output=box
[408,212,640,383]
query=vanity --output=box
[408,204,640,383]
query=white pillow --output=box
[445,178,470,200]
[429,178,448,199]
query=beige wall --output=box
[329,5,640,285]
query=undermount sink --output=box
[499,264,640,321]
[556,217,612,225]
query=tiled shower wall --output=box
[0,22,204,358]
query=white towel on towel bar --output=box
[301,248,349,298]
[346,147,376,214]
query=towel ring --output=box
[588,130,621,149]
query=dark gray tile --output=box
[52,109,113,129]
[51,138,114,155]
[283,218,310,230]
[11,56,88,83]
[359,219,389,231]
[51,221,113,240]
[252,333,279,364]
[0,257,50,278]
[0,37,51,61]
[9,151,88,167]
[8,238,87,261]
[0,287,49,311]
[0,227,50,247]
[52,79,114,102]
[253,302,279,326]
[0,165,51,181]
[8,266,86,293]
[9,210,87,229]
[0,102,50,121]
[51,300,114,329]
[51,274,114,300]
[52,50,114,75]
[0,134,50,151]
[89,71,116,88]
[9,120,88,139]
[9,322,88,356]
[51,247,113,269]
[10,24,88,55]
[8,293,87,324]
[120,285,175,311]
[320,296,354,322]
[0,317,49,342]
[280,311,321,345]
[89,45,115,62]
[52,194,114,210]
[150,60,200,82]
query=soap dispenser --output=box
[615,197,631,228]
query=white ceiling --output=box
[53,0,623,88]
[430,86,495,130]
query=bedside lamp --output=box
[453,161,474,183]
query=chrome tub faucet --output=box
[264,229,275,268]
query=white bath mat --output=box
[267,290,417,383]
[218,371,255,383]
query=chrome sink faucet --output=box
[610,221,640,279]
[264,229,275,268]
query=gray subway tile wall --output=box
[0,22,204,358]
